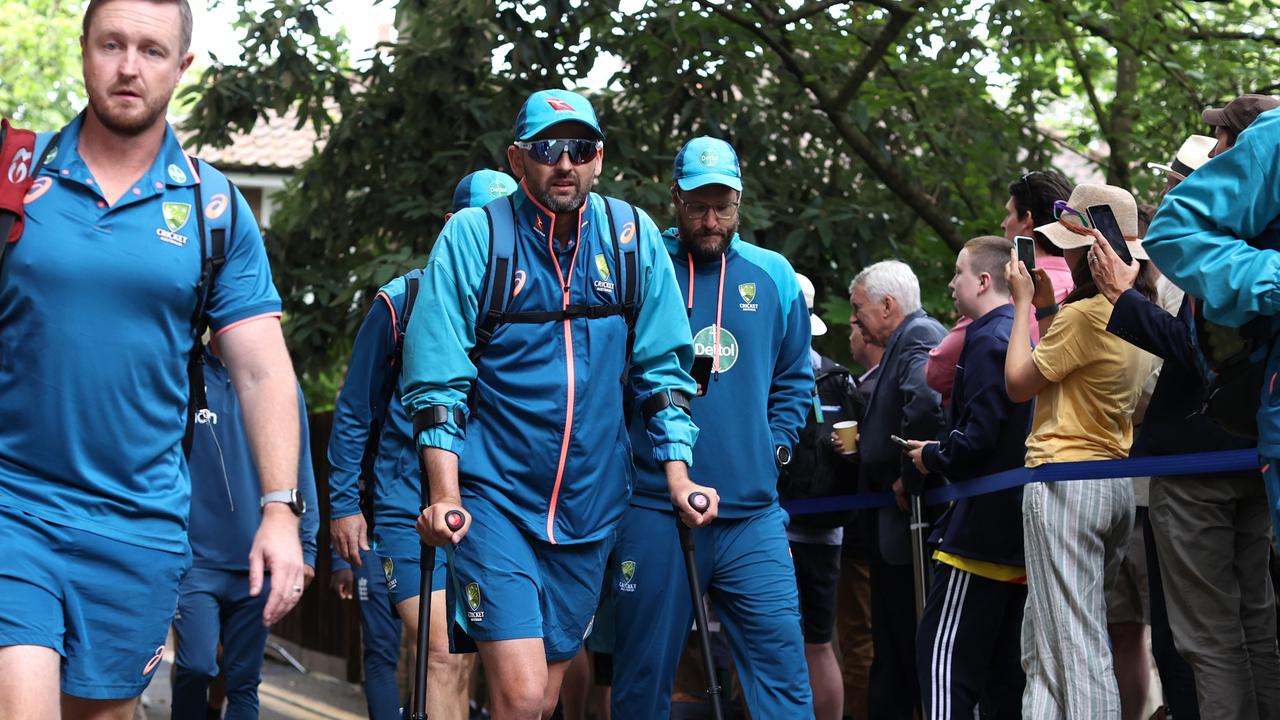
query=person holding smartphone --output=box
[900,236,1034,719]
[610,137,816,719]
[1003,183,1160,718]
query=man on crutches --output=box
[610,137,816,719]
[328,170,517,719]
[404,90,711,720]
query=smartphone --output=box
[691,355,714,396]
[1085,204,1134,264]
[889,434,912,449]
[1014,235,1036,272]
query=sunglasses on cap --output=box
[514,139,603,166]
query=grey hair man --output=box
[848,260,946,719]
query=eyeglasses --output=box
[1052,199,1090,228]
[514,139,603,166]
[675,194,740,221]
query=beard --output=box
[88,85,169,137]
[681,218,738,262]
[535,172,589,214]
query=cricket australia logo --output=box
[593,253,615,293]
[693,324,740,373]
[738,282,758,312]
[466,582,484,621]
[382,557,397,591]
[157,202,191,247]
[617,560,637,593]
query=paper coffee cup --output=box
[833,420,858,454]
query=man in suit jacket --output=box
[849,260,946,720]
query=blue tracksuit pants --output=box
[171,567,271,720]
[354,548,404,719]
[610,503,812,718]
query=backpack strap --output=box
[602,197,641,352]
[358,273,421,520]
[183,158,234,456]
[470,194,518,363]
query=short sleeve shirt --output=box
[1025,294,1155,468]
[0,113,281,552]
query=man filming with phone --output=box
[610,137,816,718]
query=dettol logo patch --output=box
[693,325,739,373]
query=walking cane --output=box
[410,486,464,720]
[676,491,724,720]
[909,493,929,621]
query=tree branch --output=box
[1050,3,1110,137]
[695,1,962,251]
[832,1,922,109]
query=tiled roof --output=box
[179,111,323,172]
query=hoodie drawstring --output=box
[686,251,727,381]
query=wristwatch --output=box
[775,445,793,468]
[260,488,305,517]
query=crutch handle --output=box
[444,510,465,532]
[688,491,710,514]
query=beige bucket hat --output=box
[1034,183,1148,261]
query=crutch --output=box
[410,484,464,720]
[676,491,724,720]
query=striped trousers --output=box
[916,564,1026,720]
[1021,478,1134,720]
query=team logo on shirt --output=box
[693,325,740,373]
[167,163,188,184]
[382,557,397,591]
[465,582,484,621]
[593,253,614,293]
[618,560,637,593]
[738,282,758,312]
[157,202,192,247]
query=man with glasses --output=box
[401,90,711,720]
[610,137,816,718]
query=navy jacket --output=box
[921,305,1032,566]
[188,349,319,570]
[1106,289,1253,464]
[859,309,946,566]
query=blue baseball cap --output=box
[673,137,742,192]
[451,169,518,213]
[514,89,604,141]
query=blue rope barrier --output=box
[782,448,1261,516]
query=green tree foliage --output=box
[0,0,84,128]
[179,0,1280,392]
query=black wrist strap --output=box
[640,390,692,420]
[1035,302,1060,321]
[411,405,466,439]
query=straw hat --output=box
[1147,135,1216,182]
[1034,183,1148,261]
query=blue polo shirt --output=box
[0,113,282,554]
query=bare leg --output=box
[427,588,476,720]
[61,694,139,720]
[558,648,591,720]
[476,638,549,720]
[0,646,60,720]
[1108,622,1151,720]
[805,642,845,720]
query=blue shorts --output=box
[376,531,447,606]
[0,504,190,700]
[447,491,612,662]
